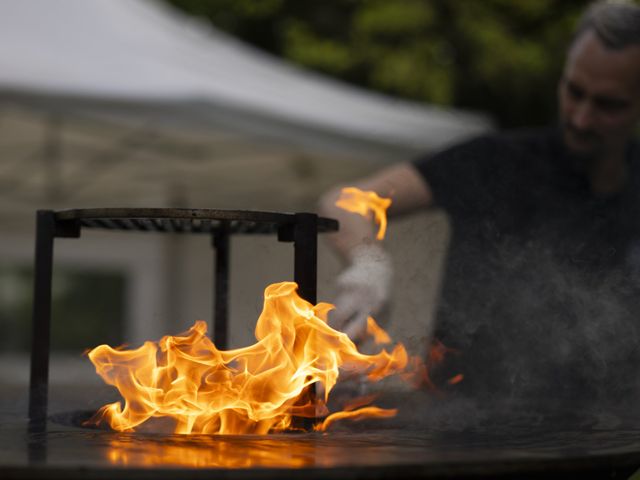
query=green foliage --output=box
[283,20,353,75]
[166,0,611,127]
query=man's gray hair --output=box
[574,0,640,49]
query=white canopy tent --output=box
[0,0,490,220]
[0,0,488,352]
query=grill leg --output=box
[293,213,318,430]
[29,210,56,427]
[293,213,318,304]
[213,223,230,349]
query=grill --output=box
[28,208,338,428]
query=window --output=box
[0,265,126,352]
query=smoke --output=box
[375,207,640,430]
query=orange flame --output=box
[335,187,392,240]
[314,406,397,432]
[87,282,409,435]
[405,338,463,391]
[366,316,391,345]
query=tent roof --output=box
[0,0,491,220]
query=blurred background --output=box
[166,0,589,128]
[0,0,593,411]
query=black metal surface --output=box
[5,403,640,479]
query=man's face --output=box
[558,30,640,158]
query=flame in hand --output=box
[86,282,409,435]
[335,187,392,240]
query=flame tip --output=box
[88,280,410,435]
[335,187,392,240]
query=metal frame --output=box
[28,208,338,427]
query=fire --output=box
[366,316,391,345]
[405,338,463,391]
[87,282,409,435]
[314,406,396,432]
[335,187,392,240]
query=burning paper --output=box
[335,187,392,240]
[86,282,410,435]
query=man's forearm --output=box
[317,162,433,262]
[318,186,378,261]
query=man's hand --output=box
[329,244,392,342]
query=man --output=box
[319,1,640,407]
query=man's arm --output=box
[317,162,434,340]
[317,162,434,261]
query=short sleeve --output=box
[413,134,535,220]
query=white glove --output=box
[330,244,393,342]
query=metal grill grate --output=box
[55,208,338,235]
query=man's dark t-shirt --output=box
[413,127,640,406]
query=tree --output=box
[166,0,598,127]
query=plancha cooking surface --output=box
[3,389,640,479]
